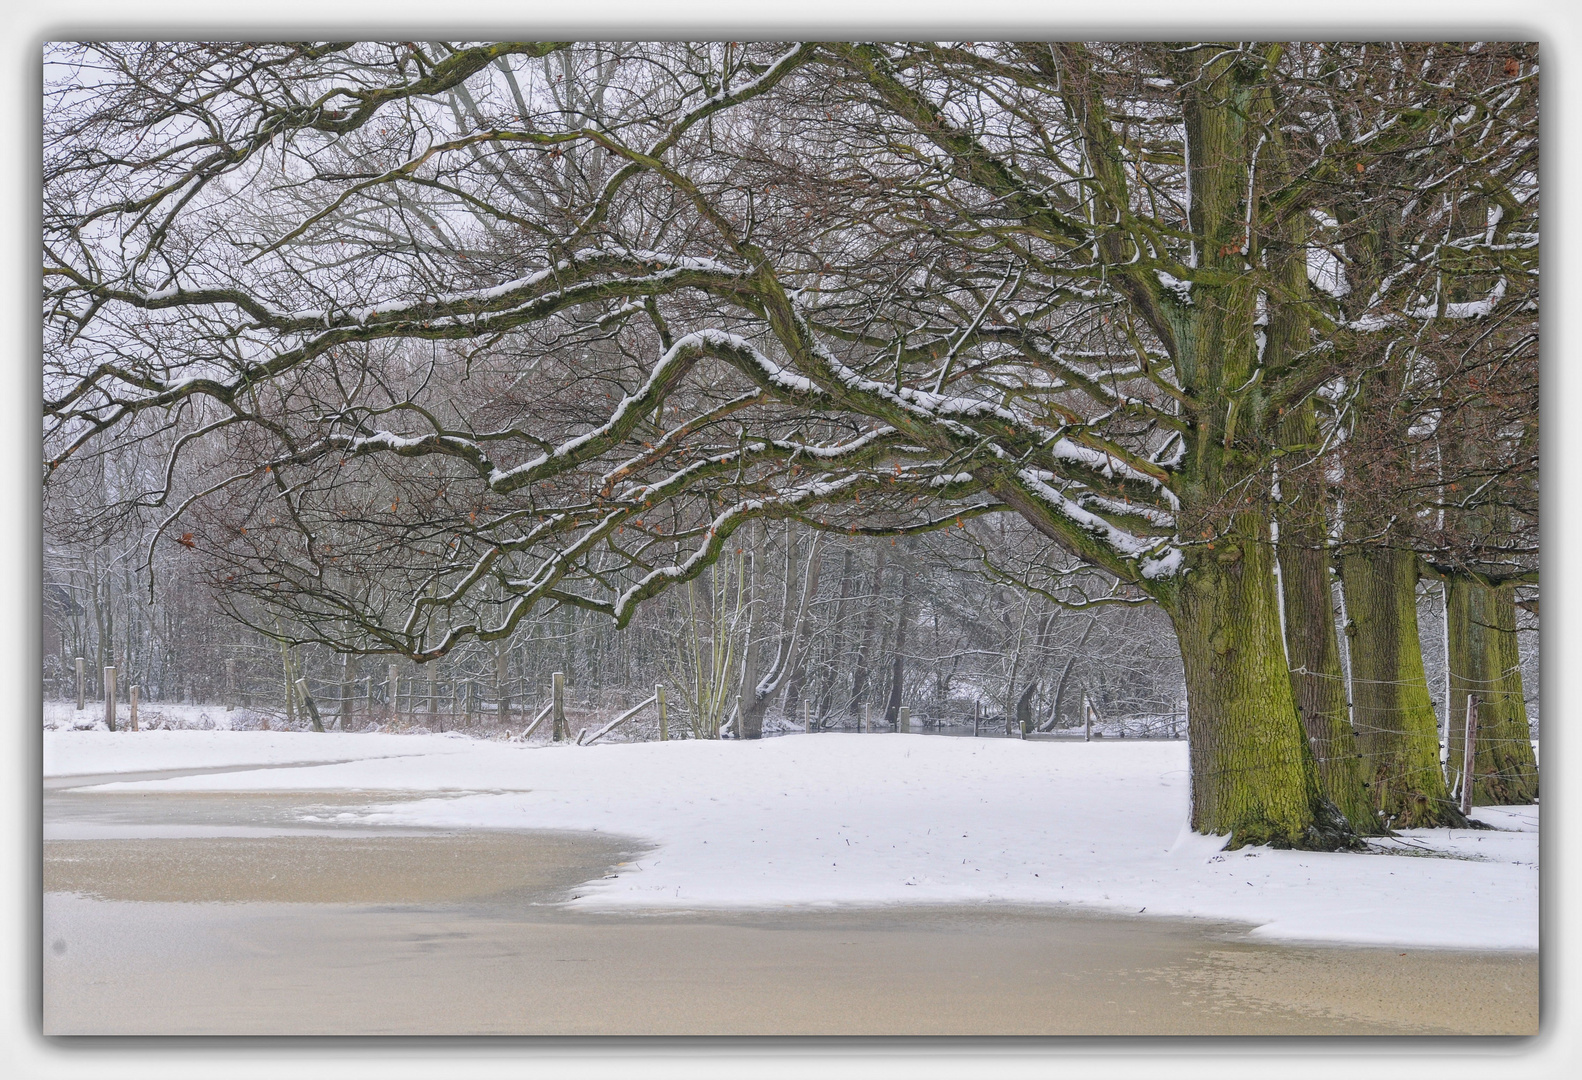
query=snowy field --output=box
[44,728,1538,951]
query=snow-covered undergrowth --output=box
[44,729,1537,950]
[44,699,261,732]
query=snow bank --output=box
[45,730,1538,951]
[45,729,481,778]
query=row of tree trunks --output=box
[1447,578,1539,805]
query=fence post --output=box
[224,658,236,711]
[75,657,85,711]
[973,700,980,737]
[294,678,326,732]
[862,702,871,734]
[1083,692,1092,742]
[129,684,139,732]
[551,672,566,742]
[898,705,910,734]
[1460,694,1479,816]
[657,684,668,742]
[386,665,398,722]
[103,666,117,732]
[802,697,811,733]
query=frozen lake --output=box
[44,776,1537,1035]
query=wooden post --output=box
[224,658,236,712]
[103,666,117,732]
[802,696,811,733]
[75,657,85,711]
[657,684,668,742]
[1460,694,1479,816]
[551,671,566,742]
[294,678,326,732]
[973,700,980,737]
[128,684,139,732]
[465,681,476,727]
[898,706,910,734]
[862,702,871,734]
[1083,692,1092,742]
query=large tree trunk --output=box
[1447,578,1539,805]
[1168,513,1354,850]
[1260,134,1377,833]
[1339,547,1464,827]
[1276,466,1377,832]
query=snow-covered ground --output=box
[44,729,1538,951]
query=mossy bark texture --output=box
[1274,414,1375,833]
[1447,579,1538,805]
[1339,547,1461,827]
[1278,527,1377,833]
[1170,513,1355,850]
[1151,53,1355,851]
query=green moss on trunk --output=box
[1275,418,1376,833]
[1340,547,1462,828]
[1447,579,1538,805]
[1278,529,1377,833]
[1170,512,1358,850]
